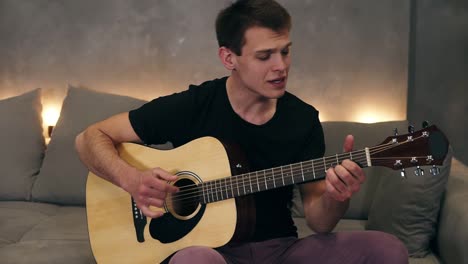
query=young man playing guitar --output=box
[76,0,408,263]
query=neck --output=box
[199,148,371,204]
[226,76,277,125]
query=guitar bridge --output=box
[131,197,147,243]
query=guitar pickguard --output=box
[149,204,206,243]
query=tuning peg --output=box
[430,165,440,176]
[400,168,406,179]
[414,166,424,176]
[422,121,430,128]
[393,128,399,136]
[408,125,415,133]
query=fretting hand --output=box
[324,135,366,202]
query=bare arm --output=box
[300,135,365,233]
[75,112,141,187]
[75,112,178,218]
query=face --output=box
[231,26,292,99]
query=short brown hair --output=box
[215,0,291,55]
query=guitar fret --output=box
[242,175,247,195]
[312,160,316,179]
[280,167,286,186]
[230,177,234,199]
[215,180,219,201]
[336,154,339,165]
[289,164,294,184]
[213,180,219,202]
[202,183,206,204]
[256,171,260,191]
[210,181,215,202]
[272,168,276,188]
[236,176,240,196]
[263,170,268,190]
[323,157,327,173]
[224,178,228,199]
[300,162,305,181]
[248,173,253,194]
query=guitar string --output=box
[165,157,370,207]
[168,152,370,202]
[166,138,418,204]
[174,140,394,194]
[164,134,430,207]
[171,138,400,195]
[165,138,416,205]
[169,143,435,208]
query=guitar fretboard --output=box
[200,149,370,204]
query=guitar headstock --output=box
[370,125,449,177]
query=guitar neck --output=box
[200,148,371,204]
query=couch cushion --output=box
[21,206,89,241]
[0,201,60,244]
[32,86,147,205]
[0,89,45,201]
[366,145,452,258]
[436,158,468,264]
[0,241,95,264]
[0,201,94,264]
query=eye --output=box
[257,54,270,61]
[281,48,290,56]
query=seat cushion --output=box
[0,201,94,264]
[0,241,95,264]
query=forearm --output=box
[304,193,349,234]
[75,125,137,191]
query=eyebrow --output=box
[255,42,293,55]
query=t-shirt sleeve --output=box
[128,88,196,145]
[299,110,326,161]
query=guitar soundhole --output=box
[166,176,201,220]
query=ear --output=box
[218,47,236,71]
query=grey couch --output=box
[0,87,467,264]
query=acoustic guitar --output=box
[86,125,449,263]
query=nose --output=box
[271,54,288,72]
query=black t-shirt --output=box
[129,77,325,241]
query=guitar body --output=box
[86,137,252,264]
[86,125,449,263]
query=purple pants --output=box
[169,231,408,264]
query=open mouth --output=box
[268,77,286,85]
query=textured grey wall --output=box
[0,0,409,123]
[408,0,468,164]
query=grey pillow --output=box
[31,86,147,205]
[0,89,45,200]
[366,148,452,257]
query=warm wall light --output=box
[42,106,60,140]
[357,113,380,124]
[42,106,60,127]
[354,107,401,124]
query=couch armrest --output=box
[437,158,468,264]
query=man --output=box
[76,0,408,263]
